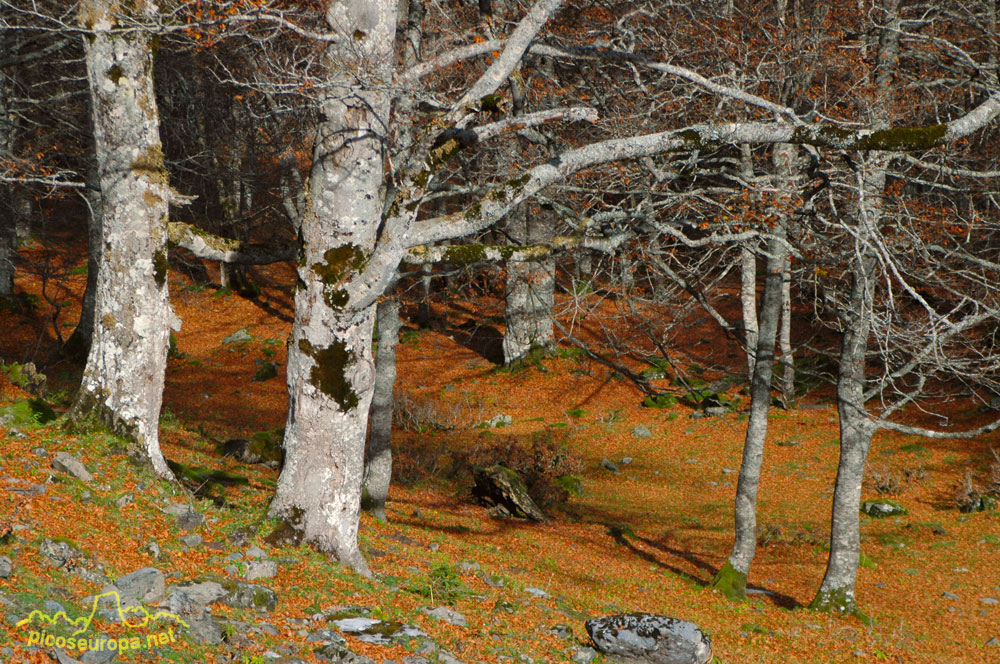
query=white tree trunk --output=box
[268,0,397,577]
[740,244,758,380]
[778,256,794,406]
[66,167,104,359]
[71,0,173,479]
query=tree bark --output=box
[740,244,758,380]
[778,256,794,406]
[503,206,556,364]
[0,59,17,297]
[363,291,401,522]
[65,167,103,360]
[711,221,788,599]
[70,0,174,479]
[809,253,877,615]
[268,0,397,577]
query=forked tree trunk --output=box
[712,142,797,599]
[70,0,174,479]
[363,292,401,522]
[268,0,396,577]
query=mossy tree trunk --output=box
[70,0,174,479]
[268,0,397,577]
[712,216,788,600]
[363,291,401,522]
[712,142,797,599]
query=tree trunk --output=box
[740,244,758,380]
[363,292,401,522]
[70,0,174,479]
[65,168,103,360]
[268,0,396,577]
[503,210,556,365]
[711,223,788,599]
[809,254,876,616]
[778,256,794,406]
[0,61,17,297]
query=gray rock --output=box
[986,637,999,647]
[167,581,227,609]
[185,612,224,645]
[980,597,999,605]
[481,414,512,428]
[315,642,377,664]
[179,534,203,548]
[586,613,712,664]
[403,658,431,664]
[571,648,597,664]
[550,624,573,639]
[941,592,960,600]
[456,561,480,573]
[219,578,277,612]
[632,425,652,439]
[245,560,278,581]
[53,649,83,664]
[80,641,117,664]
[601,458,619,473]
[0,557,11,579]
[422,606,467,626]
[39,538,86,567]
[143,541,163,561]
[437,653,466,664]
[704,406,729,417]
[222,328,252,345]
[329,617,426,645]
[525,587,550,598]
[860,499,907,518]
[51,452,94,483]
[31,447,49,458]
[176,509,205,531]
[115,567,165,606]
[114,493,133,509]
[306,629,346,644]
[246,546,267,559]
[44,600,66,614]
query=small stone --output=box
[704,406,729,417]
[860,499,907,518]
[601,458,619,473]
[571,648,597,664]
[941,592,960,600]
[632,425,652,439]
[245,559,279,581]
[621,457,633,466]
[0,557,11,579]
[481,414,512,428]
[246,546,267,559]
[456,561,480,573]
[179,534,203,548]
[525,587,550,598]
[980,597,999,605]
[422,606,467,626]
[176,509,205,532]
[114,493,133,508]
[722,467,738,474]
[51,452,94,483]
[986,637,999,647]
[222,328,252,345]
[31,447,49,458]
[550,624,573,640]
[186,612,224,645]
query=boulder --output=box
[585,613,712,664]
[114,567,165,606]
[472,465,546,521]
[860,499,907,518]
[0,557,11,579]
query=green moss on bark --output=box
[709,560,747,600]
[809,586,871,623]
[153,249,168,288]
[298,338,359,411]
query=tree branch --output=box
[167,222,296,265]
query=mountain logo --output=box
[16,589,188,654]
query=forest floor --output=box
[1,237,999,664]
